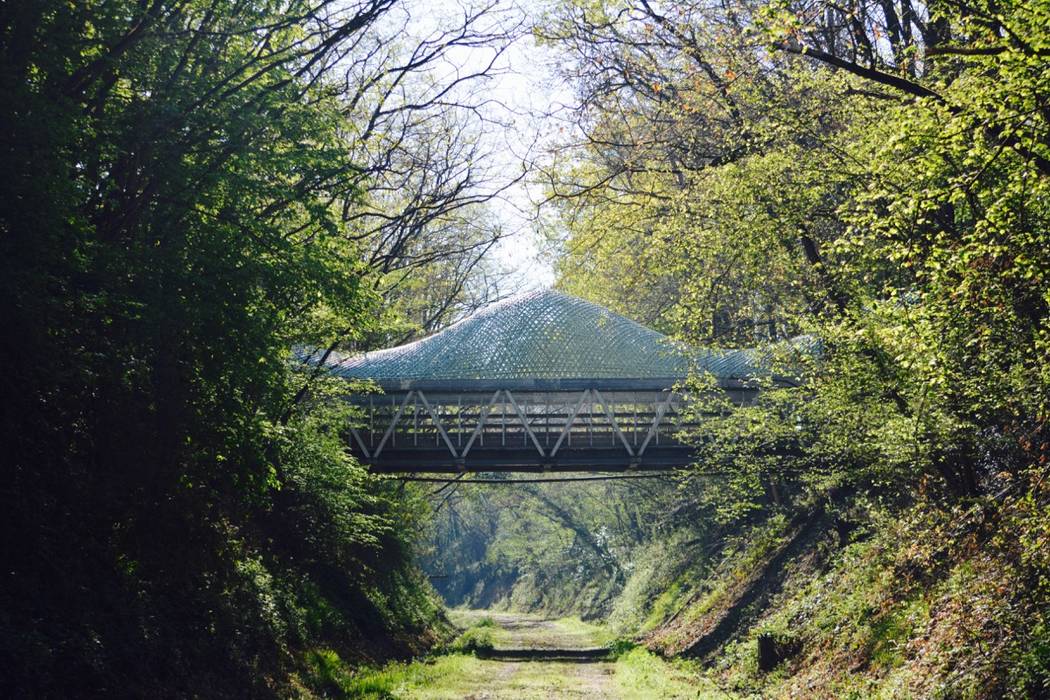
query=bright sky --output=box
[486,27,567,292]
[399,0,575,292]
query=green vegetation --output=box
[345,654,584,699]
[704,498,1050,697]
[447,624,496,655]
[614,647,731,700]
[475,0,1048,694]
[4,0,1050,696]
[342,612,732,699]
[305,653,484,700]
[0,1,508,696]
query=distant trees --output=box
[424,478,684,616]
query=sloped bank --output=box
[627,488,1050,698]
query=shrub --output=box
[448,627,495,655]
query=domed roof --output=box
[326,289,769,388]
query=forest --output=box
[1,0,1048,697]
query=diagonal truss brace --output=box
[592,389,634,457]
[505,390,545,457]
[372,390,414,459]
[550,389,591,457]
[417,391,458,458]
[349,426,372,459]
[637,392,675,457]
[460,390,503,458]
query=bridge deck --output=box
[347,387,753,474]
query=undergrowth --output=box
[639,486,1050,698]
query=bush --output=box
[608,638,640,659]
[448,627,496,655]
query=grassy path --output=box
[343,610,733,699]
[440,610,617,698]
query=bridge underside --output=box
[347,384,756,474]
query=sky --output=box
[485,28,567,293]
[403,0,576,292]
[481,20,570,292]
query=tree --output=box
[0,1,519,694]
[541,0,1050,505]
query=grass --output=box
[299,647,470,698]
[608,529,718,637]
[695,499,1050,699]
[315,610,741,698]
[614,646,735,699]
[548,615,618,647]
[341,654,488,699]
[640,579,688,633]
[341,642,734,699]
[335,653,587,698]
[647,515,792,652]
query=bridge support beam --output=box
[345,386,752,474]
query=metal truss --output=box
[346,387,740,473]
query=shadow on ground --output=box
[477,648,610,662]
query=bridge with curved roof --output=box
[321,289,794,473]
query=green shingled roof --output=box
[327,289,773,383]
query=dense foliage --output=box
[530,0,1050,693]
[0,1,518,695]
[3,0,1048,695]
[544,0,1049,504]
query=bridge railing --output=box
[345,387,747,473]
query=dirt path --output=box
[405,610,619,699]
[387,610,731,699]
[476,611,605,650]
